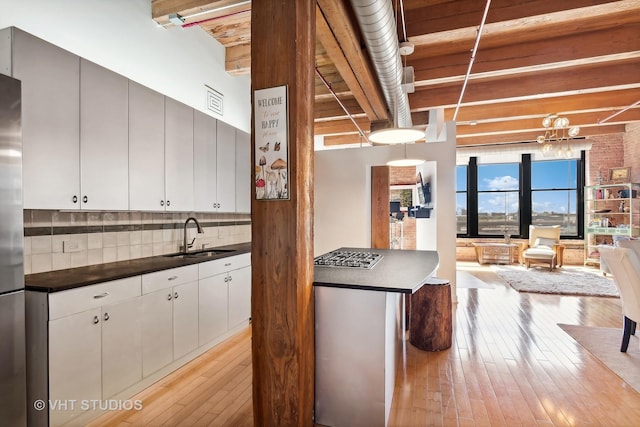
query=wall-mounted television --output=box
[416,172,431,205]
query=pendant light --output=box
[386,143,424,167]
[368,0,423,145]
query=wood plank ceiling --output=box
[152,0,640,148]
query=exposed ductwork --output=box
[350,0,413,129]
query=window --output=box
[457,154,584,239]
[531,159,578,235]
[477,163,519,236]
[456,165,467,234]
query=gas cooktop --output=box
[314,250,383,269]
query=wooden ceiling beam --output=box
[456,124,627,146]
[313,111,430,137]
[409,59,640,110]
[455,109,640,136]
[315,96,365,120]
[226,42,250,75]
[411,24,640,83]
[406,1,640,57]
[152,0,249,25]
[314,117,371,136]
[404,0,618,36]
[316,0,389,121]
[316,5,385,121]
[447,89,640,123]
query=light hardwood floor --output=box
[91,263,640,426]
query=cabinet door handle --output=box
[104,312,110,321]
[174,292,179,299]
[72,195,78,203]
[93,292,109,299]
[167,293,173,301]
[224,276,228,283]
[83,195,88,203]
[93,315,100,325]
[168,276,178,281]
[160,200,165,206]
[167,200,171,207]
[228,276,232,282]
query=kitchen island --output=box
[314,247,439,427]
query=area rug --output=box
[559,324,640,394]
[492,265,619,297]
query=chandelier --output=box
[536,114,580,157]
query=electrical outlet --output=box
[63,240,80,253]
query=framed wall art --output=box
[609,166,630,183]
[253,85,289,200]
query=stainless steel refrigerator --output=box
[0,73,27,426]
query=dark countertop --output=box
[25,242,251,293]
[313,247,439,293]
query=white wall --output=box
[315,121,457,296]
[416,161,437,251]
[0,0,250,132]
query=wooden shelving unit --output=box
[584,182,640,266]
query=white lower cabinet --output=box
[228,266,252,329]
[141,288,173,377]
[47,276,142,427]
[48,309,102,427]
[28,253,250,427]
[198,273,229,346]
[199,254,252,345]
[101,298,143,399]
[173,281,199,359]
[141,265,199,376]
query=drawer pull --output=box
[93,316,100,325]
[93,292,109,299]
[225,263,232,267]
[168,276,178,281]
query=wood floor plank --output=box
[91,263,640,426]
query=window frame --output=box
[456,152,585,239]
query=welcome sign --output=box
[253,85,289,200]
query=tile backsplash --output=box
[24,210,251,275]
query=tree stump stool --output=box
[409,278,452,351]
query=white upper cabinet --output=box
[80,59,129,210]
[165,98,195,211]
[194,110,218,212]
[216,121,237,212]
[235,130,251,213]
[9,28,81,210]
[129,81,165,211]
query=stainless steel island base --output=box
[315,287,402,427]
[313,247,440,427]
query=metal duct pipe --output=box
[350,0,413,129]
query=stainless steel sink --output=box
[164,249,235,259]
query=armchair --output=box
[597,245,640,352]
[519,225,564,271]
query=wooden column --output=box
[251,0,315,425]
[371,166,390,249]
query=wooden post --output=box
[410,281,452,351]
[251,0,315,425]
[371,166,390,249]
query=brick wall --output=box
[623,122,640,183]
[586,134,624,185]
[389,166,416,185]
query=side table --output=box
[472,242,518,265]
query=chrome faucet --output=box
[183,217,204,253]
